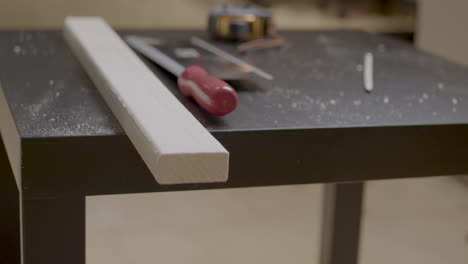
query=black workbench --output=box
[1,30,468,264]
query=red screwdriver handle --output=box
[177,65,238,116]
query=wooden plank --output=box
[63,17,228,184]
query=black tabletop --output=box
[1,30,468,196]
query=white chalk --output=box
[364,52,374,92]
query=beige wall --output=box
[0,0,218,29]
[0,0,413,32]
[417,0,468,66]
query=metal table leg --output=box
[22,196,85,264]
[320,182,365,264]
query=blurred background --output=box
[0,0,467,66]
[1,0,467,264]
[0,0,416,31]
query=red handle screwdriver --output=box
[178,65,238,116]
[126,36,238,116]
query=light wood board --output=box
[63,16,229,184]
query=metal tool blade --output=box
[190,37,274,80]
[126,35,253,81]
[126,35,185,76]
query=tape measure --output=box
[208,4,283,52]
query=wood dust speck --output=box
[365,115,371,120]
[18,32,25,42]
[378,44,386,52]
[317,35,331,45]
[418,98,424,104]
[422,93,429,100]
[329,99,336,105]
[13,45,21,54]
[356,64,363,72]
[339,91,344,97]
[383,96,389,104]
[452,98,458,105]
[438,82,445,90]
[97,126,114,134]
[353,100,362,106]
[319,103,326,110]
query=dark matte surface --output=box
[18,125,468,197]
[1,30,468,197]
[0,139,20,264]
[2,30,468,138]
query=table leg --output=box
[320,182,365,264]
[0,139,20,263]
[22,195,85,264]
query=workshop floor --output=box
[87,176,468,264]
